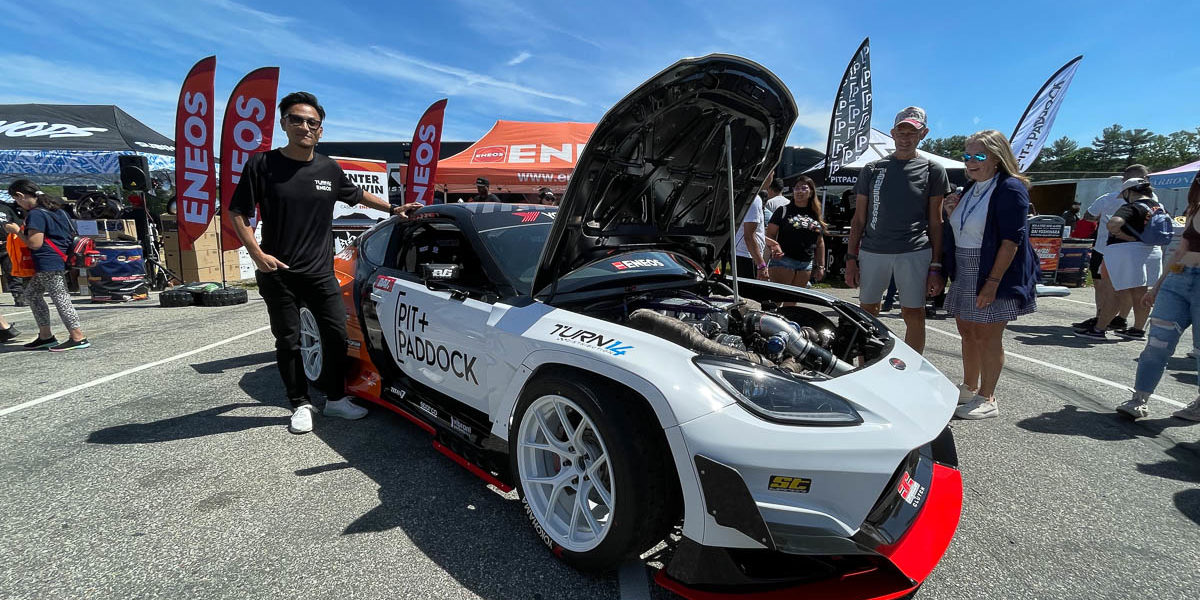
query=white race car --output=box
[324,54,962,599]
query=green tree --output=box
[919,135,967,159]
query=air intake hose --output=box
[742,311,854,375]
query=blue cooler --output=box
[88,241,148,302]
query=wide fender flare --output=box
[492,348,685,440]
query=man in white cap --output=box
[845,106,951,354]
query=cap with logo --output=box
[894,106,927,130]
[538,186,555,199]
[476,177,490,187]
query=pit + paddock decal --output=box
[393,301,480,385]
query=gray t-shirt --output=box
[853,156,950,253]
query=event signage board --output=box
[174,56,217,251]
[218,67,280,251]
[405,99,447,205]
[333,157,390,221]
[1028,217,1065,283]
[1011,56,1083,173]
[826,38,872,180]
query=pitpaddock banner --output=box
[405,99,447,205]
[333,157,390,220]
[175,56,217,251]
[826,38,872,180]
[1011,55,1083,173]
[219,67,279,251]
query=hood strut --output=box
[723,122,740,304]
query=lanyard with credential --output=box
[958,176,997,231]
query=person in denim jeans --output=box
[1117,175,1200,420]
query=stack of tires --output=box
[160,282,249,307]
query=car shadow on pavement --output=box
[86,365,289,444]
[189,351,275,374]
[1005,324,1117,348]
[309,407,619,600]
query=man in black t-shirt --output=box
[471,177,502,203]
[229,91,421,435]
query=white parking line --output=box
[617,560,651,600]
[926,325,1186,408]
[1047,296,1096,307]
[0,325,271,417]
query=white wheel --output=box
[299,307,322,382]
[516,394,615,553]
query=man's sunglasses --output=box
[961,153,988,162]
[283,114,322,129]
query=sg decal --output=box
[897,472,925,508]
[768,475,812,493]
[549,324,634,356]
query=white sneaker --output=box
[324,396,368,420]
[956,383,978,405]
[1172,397,1200,422]
[1116,397,1149,420]
[289,405,315,434]
[955,395,998,420]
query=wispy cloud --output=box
[506,51,532,66]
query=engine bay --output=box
[564,283,891,378]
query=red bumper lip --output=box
[655,463,963,600]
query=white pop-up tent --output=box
[803,128,967,187]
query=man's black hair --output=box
[769,179,784,193]
[279,91,326,120]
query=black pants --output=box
[1,253,27,304]
[256,269,348,407]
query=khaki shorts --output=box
[859,248,932,308]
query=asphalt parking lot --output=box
[0,286,1196,600]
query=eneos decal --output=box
[471,145,507,163]
[611,258,665,270]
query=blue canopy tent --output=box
[0,104,174,185]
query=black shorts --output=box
[1089,250,1104,280]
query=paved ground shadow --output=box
[86,366,287,444]
[1174,488,1200,527]
[190,351,275,374]
[1015,404,1195,442]
[1006,324,1117,348]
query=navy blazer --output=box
[942,172,1040,303]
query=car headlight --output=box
[695,357,863,425]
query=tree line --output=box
[920,125,1200,181]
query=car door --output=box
[370,219,497,415]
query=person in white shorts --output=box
[1078,178,1164,341]
[845,106,951,354]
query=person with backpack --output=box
[1078,178,1170,341]
[2,180,89,351]
[1116,175,1200,420]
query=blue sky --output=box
[2,0,1197,152]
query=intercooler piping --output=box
[742,311,855,375]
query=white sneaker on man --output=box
[289,405,315,434]
[956,383,978,405]
[324,396,368,420]
[955,395,998,420]
[1172,397,1200,422]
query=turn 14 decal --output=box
[548,324,634,356]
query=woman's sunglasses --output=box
[961,153,988,162]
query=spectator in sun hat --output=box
[472,177,501,203]
[537,187,557,206]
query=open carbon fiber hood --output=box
[532,54,797,297]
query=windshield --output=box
[478,223,553,295]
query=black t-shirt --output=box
[229,149,363,274]
[769,203,825,262]
[0,202,19,258]
[1108,199,1159,246]
[471,193,501,203]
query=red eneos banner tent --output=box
[435,120,595,194]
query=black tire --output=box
[199,288,239,306]
[508,374,678,572]
[159,288,193,307]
